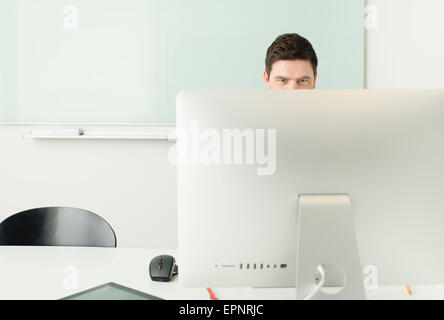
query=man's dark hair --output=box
[265,33,318,77]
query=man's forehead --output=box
[270,59,315,77]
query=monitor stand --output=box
[296,194,366,300]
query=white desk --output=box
[0,246,443,300]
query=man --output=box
[264,33,318,90]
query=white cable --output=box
[303,264,326,300]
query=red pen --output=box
[207,288,218,300]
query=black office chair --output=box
[0,207,117,247]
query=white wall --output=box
[366,0,444,89]
[0,125,177,249]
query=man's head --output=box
[264,33,318,90]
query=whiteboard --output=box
[0,0,364,124]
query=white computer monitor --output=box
[176,90,444,287]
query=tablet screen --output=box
[62,282,163,300]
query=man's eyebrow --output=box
[273,75,313,81]
[273,76,290,80]
[297,75,313,81]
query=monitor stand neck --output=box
[296,194,365,300]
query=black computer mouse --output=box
[149,255,178,282]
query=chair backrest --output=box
[0,207,117,247]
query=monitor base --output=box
[296,194,366,300]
